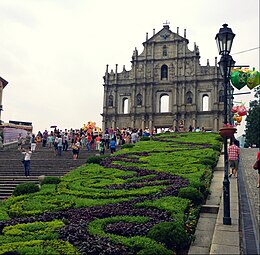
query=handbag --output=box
[21,159,25,164]
[253,160,259,170]
[72,145,78,150]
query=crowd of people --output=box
[18,127,152,159]
[17,125,260,188]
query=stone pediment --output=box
[144,26,186,44]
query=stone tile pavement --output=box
[189,148,259,255]
[239,148,259,229]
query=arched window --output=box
[122,98,129,114]
[186,91,193,104]
[202,94,209,111]
[161,65,168,80]
[136,94,142,106]
[219,90,224,102]
[163,45,167,56]
[160,94,169,112]
[108,95,113,107]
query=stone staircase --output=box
[0,146,110,199]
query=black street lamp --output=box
[216,24,236,225]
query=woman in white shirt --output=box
[21,147,32,177]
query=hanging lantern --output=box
[230,68,247,90]
[237,105,247,116]
[247,68,260,89]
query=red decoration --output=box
[237,105,247,116]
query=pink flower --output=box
[223,123,236,128]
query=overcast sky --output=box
[0,0,259,135]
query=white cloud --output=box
[0,0,259,133]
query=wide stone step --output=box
[0,195,10,200]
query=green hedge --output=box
[147,221,189,250]
[12,183,40,197]
[178,187,204,205]
[41,176,60,185]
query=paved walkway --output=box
[239,148,259,229]
[189,148,259,255]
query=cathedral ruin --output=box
[101,23,225,132]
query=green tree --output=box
[245,86,260,147]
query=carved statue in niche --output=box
[147,67,151,78]
[108,95,113,107]
[185,60,194,76]
[154,64,159,78]
[136,94,142,106]
[169,63,175,78]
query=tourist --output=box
[228,139,240,178]
[96,135,101,151]
[104,132,110,149]
[109,138,116,154]
[42,130,48,147]
[81,133,86,149]
[57,135,63,156]
[86,133,91,151]
[131,130,138,143]
[17,134,24,150]
[72,140,80,160]
[21,147,32,177]
[30,134,36,152]
[99,139,105,155]
[48,132,54,148]
[53,135,59,156]
[35,133,42,150]
[63,132,69,151]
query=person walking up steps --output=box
[228,139,240,178]
[21,147,32,177]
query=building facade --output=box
[101,24,225,132]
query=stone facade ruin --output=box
[101,24,225,132]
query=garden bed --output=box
[0,132,222,254]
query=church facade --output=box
[101,24,225,132]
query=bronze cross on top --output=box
[163,20,170,26]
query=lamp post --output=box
[215,24,236,225]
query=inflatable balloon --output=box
[235,115,242,124]
[230,68,247,90]
[247,68,260,90]
[231,105,238,114]
[237,105,247,117]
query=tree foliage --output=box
[245,86,260,147]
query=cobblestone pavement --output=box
[239,148,259,230]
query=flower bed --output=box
[0,132,222,254]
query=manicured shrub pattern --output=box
[0,132,222,254]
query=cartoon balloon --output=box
[237,105,247,116]
[235,115,242,124]
[231,105,238,113]
[230,69,247,90]
[247,68,260,89]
